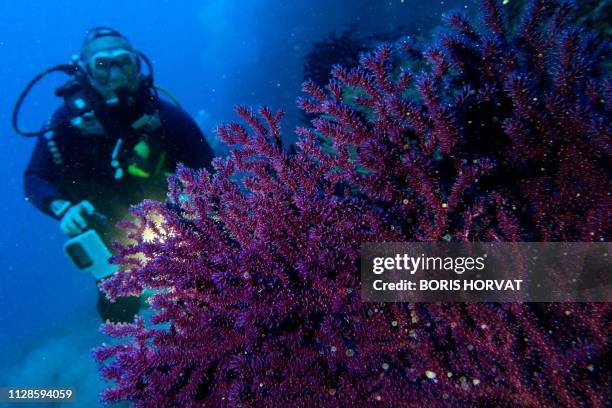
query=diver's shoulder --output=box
[157,98,192,121]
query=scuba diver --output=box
[17,27,215,323]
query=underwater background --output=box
[0,0,475,405]
[2,0,610,405]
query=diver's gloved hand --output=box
[59,200,96,237]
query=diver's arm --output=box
[23,135,67,219]
[23,107,75,219]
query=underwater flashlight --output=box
[63,229,118,280]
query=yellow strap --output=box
[127,163,150,178]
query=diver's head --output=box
[80,27,141,100]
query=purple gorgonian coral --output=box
[94,1,610,406]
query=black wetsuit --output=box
[23,94,215,322]
[24,98,214,223]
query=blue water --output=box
[0,0,469,405]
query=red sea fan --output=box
[94,1,610,406]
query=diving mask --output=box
[88,49,140,87]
